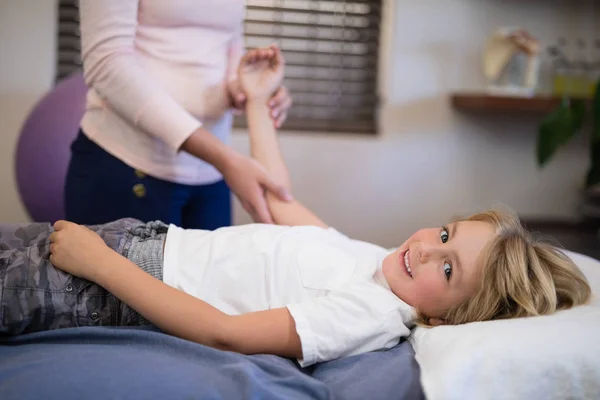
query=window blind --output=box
[240,0,382,133]
[56,0,81,81]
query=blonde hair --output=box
[419,208,592,326]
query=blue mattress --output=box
[0,326,423,400]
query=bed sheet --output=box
[0,325,423,400]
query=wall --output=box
[0,0,56,222]
[1,0,598,248]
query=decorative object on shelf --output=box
[483,28,540,97]
[547,38,598,99]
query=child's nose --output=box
[418,243,443,264]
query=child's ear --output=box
[427,317,446,326]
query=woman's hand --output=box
[49,221,111,282]
[179,127,292,224]
[227,78,247,113]
[268,85,292,129]
[221,152,292,224]
[228,81,292,128]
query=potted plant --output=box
[537,78,600,219]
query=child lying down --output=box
[0,46,592,367]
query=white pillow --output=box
[410,251,600,400]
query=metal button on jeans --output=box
[90,312,100,321]
[65,285,73,292]
[133,183,146,198]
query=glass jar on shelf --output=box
[572,39,594,98]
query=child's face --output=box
[382,221,496,322]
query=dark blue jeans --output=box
[64,130,231,230]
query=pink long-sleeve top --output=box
[78,0,245,185]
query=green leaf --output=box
[592,79,600,142]
[537,100,585,166]
[586,147,600,187]
[570,99,586,133]
[586,167,600,187]
[589,109,600,187]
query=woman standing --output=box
[64,0,293,229]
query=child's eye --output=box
[444,262,452,281]
[440,226,449,243]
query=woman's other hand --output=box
[221,152,292,224]
[268,85,291,128]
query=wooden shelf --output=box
[520,218,600,260]
[451,93,565,113]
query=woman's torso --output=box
[81,0,245,185]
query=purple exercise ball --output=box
[15,72,87,223]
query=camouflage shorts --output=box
[0,218,168,336]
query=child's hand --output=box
[238,44,285,101]
[49,221,112,282]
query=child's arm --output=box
[98,251,301,357]
[49,221,302,358]
[239,46,328,228]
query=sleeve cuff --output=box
[135,94,202,151]
[286,304,317,367]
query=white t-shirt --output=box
[163,224,415,366]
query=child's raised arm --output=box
[239,46,328,228]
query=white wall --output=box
[0,0,56,222]
[1,0,598,248]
